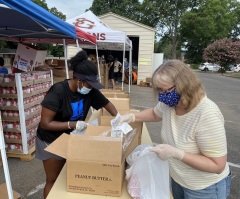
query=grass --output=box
[190,63,199,70]
[225,72,240,78]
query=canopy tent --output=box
[67,11,133,92]
[0,1,96,45]
[0,1,96,199]
[0,0,97,78]
[67,10,131,50]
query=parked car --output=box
[233,64,240,72]
[198,62,220,71]
[227,64,235,71]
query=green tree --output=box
[155,36,182,59]
[32,0,66,20]
[0,41,7,48]
[139,0,205,59]
[180,0,240,63]
[31,0,65,57]
[203,38,240,73]
[89,0,141,22]
[49,7,66,21]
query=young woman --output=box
[36,50,118,199]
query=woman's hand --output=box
[75,121,88,131]
[118,113,135,125]
[150,144,184,160]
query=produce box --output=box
[13,43,47,72]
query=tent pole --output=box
[123,35,126,92]
[95,45,101,83]
[129,46,132,94]
[63,39,69,79]
[0,114,14,199]
[122,55,125,91]
[76,39,80,50]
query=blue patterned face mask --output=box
[158,90,181,107]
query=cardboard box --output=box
[102,93,129,98]
[45,126,139,197]
[102,95,130,115]
[100,88,124,93]
[13,43,47,72]
[0,183,22,199]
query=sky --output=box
[45,0,143,20]
[45,0,93,20]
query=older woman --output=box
[119,60,231,199]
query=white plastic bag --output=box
[126,144,170,199]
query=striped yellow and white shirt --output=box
[154,96,229,190]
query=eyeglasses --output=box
[158,85,175,94]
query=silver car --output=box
[199,62,220,71]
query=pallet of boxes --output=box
[45,90,143,197]
[50,59,73,83]
[140,77,152,87]
[0,72,52,160]
[0,43,52,160]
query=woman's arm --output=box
[151,144,227,174]
[182,153,227,174]
[134,108,161,122]
[104,102,118,116]
[40,107,77,131]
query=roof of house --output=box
[99,12,156,32]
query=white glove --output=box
[150,144,184,160]
[118,113,135,125]
[75,121,88,131]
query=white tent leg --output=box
[76,39,80,50]
[95,45,101,83]
[0,115,14,199]
[123,38,126,92]
[63,39,69,79]
[129,48,132,94]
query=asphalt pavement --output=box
[0,71,240,198]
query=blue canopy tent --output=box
[0,1,96,198]
[0,0,97,78]
[0,0,96,45]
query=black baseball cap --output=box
[73,72,104,89]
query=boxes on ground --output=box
[13,43,47,72]
[45,125,139,197]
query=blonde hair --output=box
[152,60,205,111]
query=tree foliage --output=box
[32,0,66,20]
[181,0,240,63]
[140,0,205,59]
[89,0,141,23]
[203,38,240,69]
[31,0,66,56]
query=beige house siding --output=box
[100,13,155,84]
